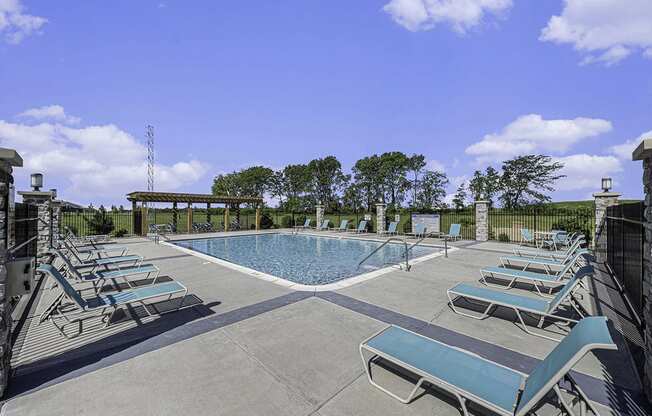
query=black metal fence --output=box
[488,207,595,243]
[14,202,38,258]
[60,210,133,237]
[439,209,476,239]
[606,201,644,319]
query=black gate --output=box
[606,201,644,319]
[14,202,38,258]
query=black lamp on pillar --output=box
[601,177,612,193]
[31,173,43,191]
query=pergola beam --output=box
[126,191,262,205]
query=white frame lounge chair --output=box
[359,316,616,416]
[293,218,311,230]
[377,221,398,236]
[37,264,187,339]
[447,267,592,341]
[500,247,589,274]
[329,219,349,232]
[443,223,462,241]
[313,219,330,231]
[349,220,368,233]
[512,237,585,261]
[405,223,426,239]
[480,252,587,297]
[61,240,143,271]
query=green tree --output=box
[498,155,565,208]
[451,183,468,210]
[85,205,115,235]
[283,164,312,211]
[352,155,383,210]
[468,166,501,205]
[378,151,411,209]
[407,154,427,208]
[342,183,364,213]
[468,170,485,201]
[307,156,349,211]
[416,170,449,209]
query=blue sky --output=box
[1,0,650,206]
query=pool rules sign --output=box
[410,214,440,235]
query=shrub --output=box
[280,215,294,228]
[114,228,128,238]
[84,207,115,235]
[65,224,79,236]
[551,218,592,243]
[498,233,510,242]
[402,219,412,234]
[259,212,274,229]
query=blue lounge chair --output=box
[501,247,590,274]
[520,228,536,246]
[54,249,160,294]
[378,221,398,236]
[314,219,330,231]
[37,264,187,338]
[360,316,615,416]
[480,251,587,297]
[406,223,426,238]
[444,223,461,241]
[293,218,311,230]
[513,237,585,260]
[65,234,128,258]
[329,219,349,232]
[349,220,368,233]
[447,266,592,341]
[61,240,143,270]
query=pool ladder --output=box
[357,235,433,271]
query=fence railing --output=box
[60,210,133,237]
[488,207,595,243]
[439,209,476,240]
[606,201,644,320]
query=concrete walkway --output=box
[3,231,648,415]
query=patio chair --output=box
[349,220,368,233]
[54,249,160,294]
[500,247,590,274]
[377,221,398,236]
[405,223,426,238]
[519,228,536,246]
[480,251,587,297]
[65,226,111,244]
[512,237,585,261]
[60,240,143,271]
[443,223,461,241]
[447,266,592,341]
[314,219,330,231]
[329,219,349,232]
[359,316,616,416]
[64,233,128,257]
[293,218,311,230]
[61,237,128,261]
[37,264,187,338]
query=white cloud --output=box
[0,0,47,44]
[609,130,652,160]
[540,0,652,65]
[554,154,622,191]
[383,0,512,33]
[0,115,208,204]
[18,105,81,125]
[465,114,612,162]
[426,159,445,172]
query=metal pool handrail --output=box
[358,237,411,271]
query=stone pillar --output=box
[17,190,55,261]
[0,148,23,398]
[376,203,386,234]
[50,199,61,249]
[633,139,652,400]
[315,204,324,229]
[187,203,193,233]
[593,191,620,262]
[224,206,230,232]
[255,205,261,230]
[475,200,489,242]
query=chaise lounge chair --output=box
[329,219,349,232]
[37,264,187,338]
[519,228,536,246]
[314,219,330,231]
[359,316,616,416]
[349,220,368,233]
[61,240,143,271]
[500,246,590,274]
[512,236,585,261]
[293,218,311,231]
[64,234,128,258]
[377,221,398,236]
[480,251,587,297]
[405,223,427,239]
[447,266,592,341]
[443,223,461,241]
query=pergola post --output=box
[131,200,138,235]
[187,203,193,233]
[207,202,211,226]
[255,204,261,230]
[141,204,149,235]
[224,205,230,232]
[172,202,178,231]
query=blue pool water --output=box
[173,233,438,285]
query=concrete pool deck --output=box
[3,230,648,415]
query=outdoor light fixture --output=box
[50,188,57,199]
[30,173,43,191]
[601,177,612,192]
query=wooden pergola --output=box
[126,191,264,235]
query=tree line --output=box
[212,153,564,212]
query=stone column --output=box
[315,204,324,229]
[633,139,652,400]
[376,203,386,234]
[50,199,61,249]
[255,205,261,230]
[593,191,620,262]
[475,200,489,242]
[0,148,23,398]
[17,190,55,261]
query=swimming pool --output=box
[172,233,440,286]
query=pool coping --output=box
[162,232,455,291]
